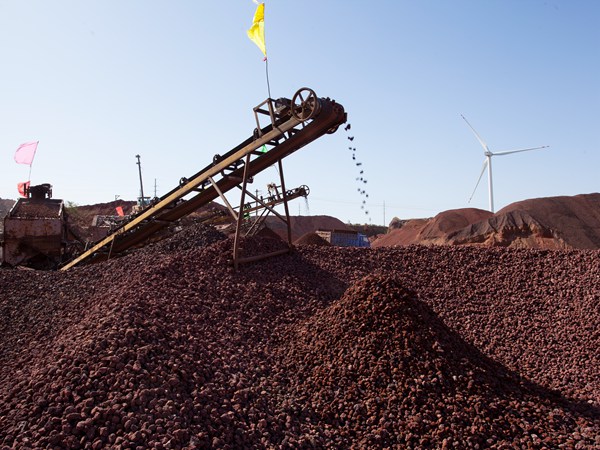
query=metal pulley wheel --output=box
[291,88,321,121]
[299,185,310,196]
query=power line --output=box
[309,196,439,212]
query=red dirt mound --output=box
[294,232,331,246]
[448,209,567,248]
[274,273,593,448]
[498,193,600,248]
[373,193,600,250]
[375,209,491,249]
[255,226,284,241]
[418,208,493,241]
[66,200,136,242]
[371,218,429,247]
[265,215,351,242]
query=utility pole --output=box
[136,155,145,206]
[383,200,386,227]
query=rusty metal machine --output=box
[61,87,346,270]
[1,184,69,268]
[205,184,310,235]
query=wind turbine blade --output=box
[492,145,549,156]
[468,159,488,203]
[461,114,489,152]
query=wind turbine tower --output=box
[462,115,548,213]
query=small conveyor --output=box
[61,88,346,270]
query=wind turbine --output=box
[462,114,548,213]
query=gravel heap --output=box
[0,225,598,449]
[141,221,228,254]
[374,193,600,250]
[272,274,597,448]
[294,232,331,247]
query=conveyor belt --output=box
[61,88,346,270]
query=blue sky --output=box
[1,1,598,225]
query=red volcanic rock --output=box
[301,245,600,410]
[294,232,331,246]
[264,215,352,242]
[0,225,598,448]
[273,273,596,448]
[255,226,284,241]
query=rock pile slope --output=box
[0,223,598,449]
[497,193,600,248]
[264,215,351,242]
[373,193,600,250]
[273,274,596,448]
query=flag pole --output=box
[263,3,271,99]
[265,58,272,99]
[247,2,270,98]
[27,141,37,185]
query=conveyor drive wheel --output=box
[291,88,320,121]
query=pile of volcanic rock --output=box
[294,232,331,247]
[0,224,598,449]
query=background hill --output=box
[5,193,600,250]
[373,193,600,250]
[264,215,351,242]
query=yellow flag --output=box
[247,3,266,58]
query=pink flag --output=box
[17,181,30,197]
[14,141,38,165]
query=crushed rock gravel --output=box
[0,224,598,449]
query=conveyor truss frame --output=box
[61,87,346,270]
